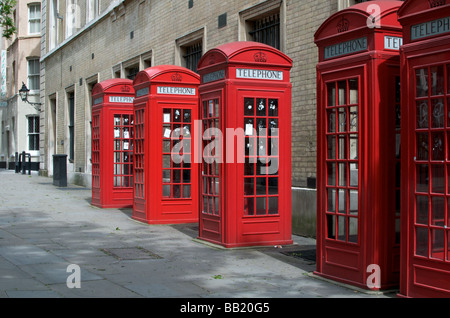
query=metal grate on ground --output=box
[100,247,162,260]
[280,246,316,263]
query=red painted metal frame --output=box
[314,1,403,290]
[91,78,135,209]
[132,65,200,224]
[196,41,293,248]
[398,0,450,298]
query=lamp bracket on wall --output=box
[19,82,42,111]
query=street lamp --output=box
[19,82,42,109]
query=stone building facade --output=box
[0,0,41,170]
[39,0,374,236]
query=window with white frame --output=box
[27,59,40,92]
[87,0,99,22]
[49,0,58,50]
[66,0,79,38]
[28,3,41,35]
[28,116,40,151]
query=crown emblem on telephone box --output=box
[337,17,349,33]
[429,0,446,8]
[254,52,267,62]
[171,73,182,81]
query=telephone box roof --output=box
[197,41,292,71]
[133,64,200,87]
[314,0,403,44]
[92,78,134,95]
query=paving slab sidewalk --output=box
[0,170,394,299]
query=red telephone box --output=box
[132,65,200,224]
[397,0,450,298]
[196,41,293,248]
[91,78,135,208]
[314,1,403,290]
